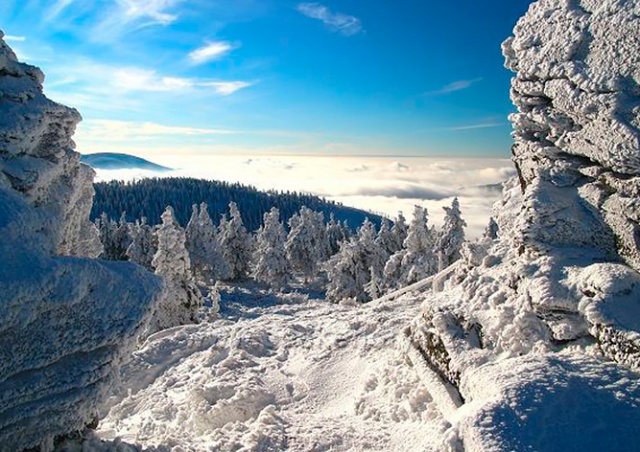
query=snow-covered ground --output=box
[61,283,447,451]
[57,268,640,452]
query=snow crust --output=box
[0,32,162,450]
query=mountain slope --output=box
[81,152,172,171]
[91,177,385,231]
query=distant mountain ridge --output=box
[92,177,385,232]
[81,152,172,171]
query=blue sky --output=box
[1,0,533,157]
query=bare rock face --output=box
[408,1,640,449]
[0,32,162,450]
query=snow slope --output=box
[58,274,640,452]
[89,285,448,451]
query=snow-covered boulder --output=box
[408,1,640,448]
[0,31,162,450]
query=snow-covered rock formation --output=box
[0,31,162,450]
[408,1,640,449]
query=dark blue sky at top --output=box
[0,0,535,157]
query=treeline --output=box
[91,177,383,232]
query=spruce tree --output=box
[186,203,229,283]
[126,217,157,270]
[326,218,386,303]
[436,197,467,271]
[219,202,253,280]
[484,216,499,241]
[390,211,408,253]
[401,205,438,283]
[253,207,289,289]
[150,206,204,332]
[286,207,329,282]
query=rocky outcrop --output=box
[0,31,162,450]
[408,1,640,449]
[504,0,640,267]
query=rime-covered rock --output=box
[0,32,101,258]
[0,32,161,450]
[408,1,640,449]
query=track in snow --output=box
[79,283,448,451]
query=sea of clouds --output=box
[94,155,516,238]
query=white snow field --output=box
[58,270,640,452]
[87,284,448,452]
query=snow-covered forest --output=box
[2,0,640,451]
[91,177,384,231]
[95,197,469,306]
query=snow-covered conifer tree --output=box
[219,202,253,280]
[185,204,201,271]
[253,207,289,289]
[126,217,157,270]
[199,203,229,281]
[150,206,203,332]
[436,197,467,271]
[113,212,132,259]
[484,216,499,241]
[357,218,387,279]
[326,213,348,256]
[390,212,408,253]
[383,206,437,288]
[325,238,366,303]
[382,252,404,290]
[186,203,229,283]
[375,218,396,257]
[286,207,329,281]
[95,212,115,259]
[325,218,386,303]
[96,212,130,261]
[401,205,438,283]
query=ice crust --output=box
[0,31,162,450]
[409,1,640,449]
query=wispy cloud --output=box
[296,3,362,36]
[4,35,26,42]
[424,78,482,96]
[448,122,502,131]
[202,81,253,95]
[112,67,252,95]
[76,119,235,142]
[189,41,235,65]
[116,0,182,26]
[45,0,75,21]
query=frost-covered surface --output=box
[503,0,640,265]
[149,207,203,335]
[89,285,447,451]
[0,33,162,450]
[0,31,100,258]
[406,0,640,449]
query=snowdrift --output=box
[0,31,162,450]
[408,1,640,449]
